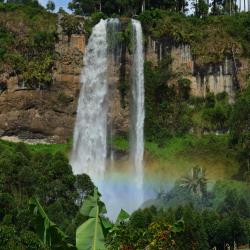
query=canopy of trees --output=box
[67,0,244,16]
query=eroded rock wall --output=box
[146,37,249,103]
[0,16,130,142]
[0,16,85,142]
[1,20,249,142]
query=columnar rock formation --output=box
[146,37,249,103]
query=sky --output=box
[39,0,71,12]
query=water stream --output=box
[130,19,145,207]
[71,19,145,219]
[70,19,108,181]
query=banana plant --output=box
[76,188,106,250]
[29,189,130,250]
[76,188,129,250]
[29,197,76,250]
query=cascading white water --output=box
[130,19,145,202]
[70,19,108,181]
[70,18,146,219]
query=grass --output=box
[145,134,232,159]
[110,134,239,180]
[111,136,129,151]
[145,134,239,180]
[0,133,239,180]
[27,143,71,155]
[0,139,71,155]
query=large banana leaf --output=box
[80,189,106,217]
[29,197,75,250]
[76,216,106,250]
[76,189,106,250]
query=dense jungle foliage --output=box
[0,1,250,249]
[139,10,250,64]
[0,2,57,89]
[1,1,250,79]
[0,140,250,249]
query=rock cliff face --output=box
[146,37,249,103]
[0,19,249,142]
[0,16,129,142]
[0,16,85,142]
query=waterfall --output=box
[130,19,145,202]
[70,18,145,219]
[70,19,108,181]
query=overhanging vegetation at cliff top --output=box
[139,10,250,64]
[0,0,250,68]
[0,3,56,88]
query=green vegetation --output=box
[0,2,56,89]
[142,174,250,249]
[0,139,71,155]
[46,0,55,12]
[0,137,247,249]
[67,0,240,17]
[144,55,234,143]
[139,10,250,64]
[66,0,250,66]
[144,58,192,143]
[29,197,75,249]
[230,85,250,181]
[0,140,95,248]
[60,14,83,40]
[1,1,250,249]
[28,188,185,250]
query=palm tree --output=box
[180,166,208,197]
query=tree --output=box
[180,166,208,198]
[214,212,248,248]
[60,14,82,41]
[175,205,209,250]
[46,0,55,12]
[222,0,238,14]
[202,210,220,248]
[6,0,40,5]
[211,0,223,15]
[29,197,76,249]
[58,7,67,14]
[230,85,250,180]
[194,0,209,17]
[178,78,191,100]
[30,191,130,250]
[68,0,100,15]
